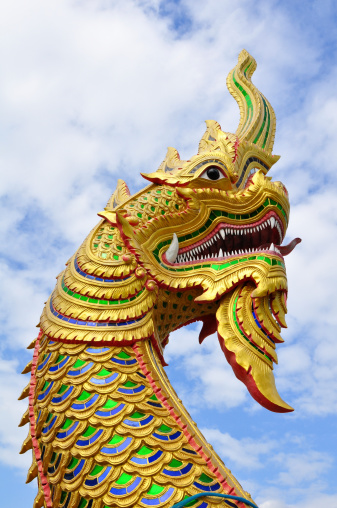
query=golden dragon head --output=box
[42,50,300,415]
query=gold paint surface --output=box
[24,50,298,507]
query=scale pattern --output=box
[20,50,296,508]
[28,336,247,508]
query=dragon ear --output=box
[198,120,223,153]
[141,147,182,184]
[227,49,277,154]
[105,179,131,211]
[163,147,181,168]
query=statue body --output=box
[20,50,299,508]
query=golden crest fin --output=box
[226,49,277,154]
[160,147,181,171]
[105,179,131,211]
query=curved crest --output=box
[227,49,277,154]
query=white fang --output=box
[165,233,179,263]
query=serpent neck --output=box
[26,333,253,508]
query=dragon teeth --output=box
[173,213,285,264]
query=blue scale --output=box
[51,386,74,404]
[57,421,79,439]
[84,466,112,487]
[182,448,197,455]
[101,436,132,455]
[111,357,137,366]
[76,429,103,447]
[141,487,175,506]
[162,463,193,477]
[37,353,51,371]
[71,393,99,411]
[95,403,125,418]
[152,430,182,442]
[68,362,94,377]
[193,481,221,492]
[49,356,70,372]
[169,431,182,441]
[85,347,111,354]
[146,401,162,408]
[37,381,54,401]
[64,459,85,481]
[90,372,118,385]
[130,450,163,466]
[117,384,145,395]
[123,415,154,428]
[48,454,62,475]
[109,476,141,496]
[62,493,71,508]
[42,415,57,434]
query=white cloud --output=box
[196,425,336,508]
[274,450,332,487]
[260,496,337,508]
[166,330,248,410]
[0,356,32,471]
[201,427,277,470]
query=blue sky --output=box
[0,1,337,507]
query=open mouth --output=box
[165,212,287,265]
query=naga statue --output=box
[19,50,300,508]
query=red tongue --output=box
[278,237,301,256]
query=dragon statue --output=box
[19,50,300,508]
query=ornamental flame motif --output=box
[20,50,300,508]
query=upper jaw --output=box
[164,211,284,266]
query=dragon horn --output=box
[227,49,277,154]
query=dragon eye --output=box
[200,166,226,181]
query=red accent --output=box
[198,314,218,343]
[145,280,157,291]
[122,254,133,263]
[135,270,146,279]
[28,330,53,507]
[133,342,236,494]
[141,175,190,187]
[125,217,139,226]
[217,333,293,413]
[232,137,240,164]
